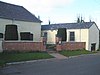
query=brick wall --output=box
[2,41,46,52]
[56,42,86,51]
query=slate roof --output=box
[0,1,42,23]
[41,22,96,30]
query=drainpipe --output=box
[12,18,15,24]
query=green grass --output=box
[0,52,53,67]
[59,50,96,57]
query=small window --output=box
[20,32,33,41]
[0,33,3,38]
[69,32,75,41]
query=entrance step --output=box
[46,44,56,50]
[47,50,57,53]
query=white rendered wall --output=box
[0,18,41,42]
[89,24,99,51]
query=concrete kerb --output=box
[68,52,99,58]
[6,58,57,65]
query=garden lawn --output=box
[59,50,96,57]
[0,52,53,67]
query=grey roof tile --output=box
[41,22,95,30]
[0,1,42,23]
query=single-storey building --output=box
[0,1,45,52]
[41,22,99,51]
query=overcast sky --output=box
[0,0,100,28]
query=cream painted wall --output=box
[0,18,41,42]
[89,24,99,51]
[67,29,89,50]
[42,30,57,44]
[80,29,89,50]
[67,29,82,42]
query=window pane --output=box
[70,32,75,41]
[20,32,33,41]
[44,32,47,37]
[5,25,18,40]
[0,33,3,38]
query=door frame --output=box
[91,43,96,51]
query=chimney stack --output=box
[38,15,40,20]
[49,20,50,25]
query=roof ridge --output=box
[42,22,94,26]
[41,22,95,30]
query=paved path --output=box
[49,53,67,59]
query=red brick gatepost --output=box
[56,44,62,51]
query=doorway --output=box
[91,43,96,51]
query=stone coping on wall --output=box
[2,40,42,42]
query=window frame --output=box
[20,32,33,41]
[69,32,75,41]
[0,33,3,38]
